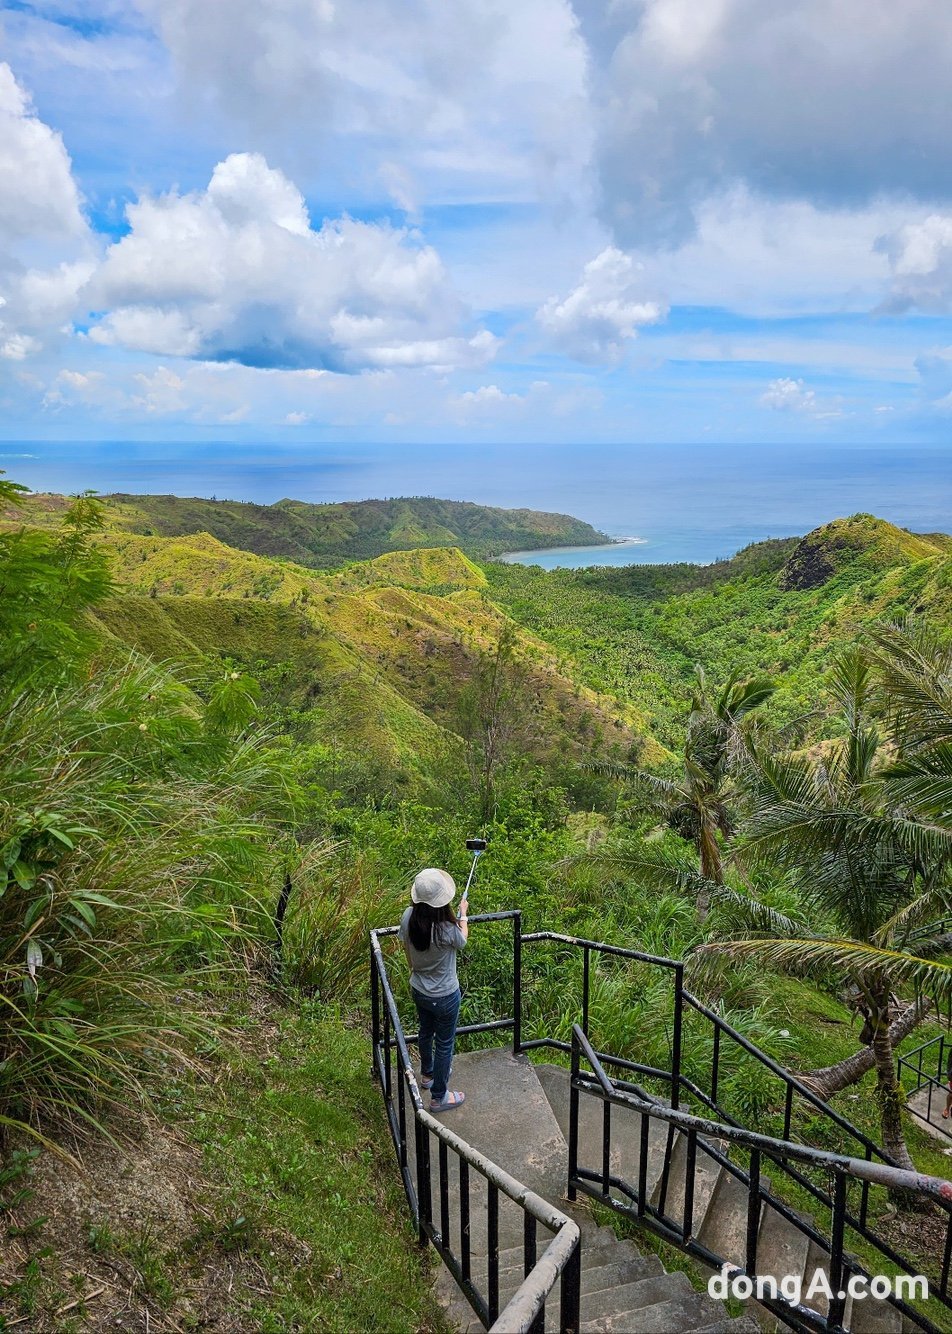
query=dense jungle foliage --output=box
[2,479,952,1329]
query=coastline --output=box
[499,536,648,567]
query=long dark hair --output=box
[408,901,457,952]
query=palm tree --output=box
[699,650,952,1172]
[611,666,774,917]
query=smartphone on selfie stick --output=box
[461,838,487,909]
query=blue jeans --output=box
[412,986,461,1102]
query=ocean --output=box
[3,442,950,567]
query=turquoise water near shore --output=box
[501,539,651,569]
[5,442,951,567]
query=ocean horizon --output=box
[3,441,950,567]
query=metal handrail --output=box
[370,917,581,1333]
[521,929,891,1159]
[898,1033,951,1140]
[569,1023,952,1333]
[573,1023,952,1206]
[372,912,952,1333]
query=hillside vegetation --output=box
[487,514,952,744]
[3,481,951,1331]
[3,490,609,567]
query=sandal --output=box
[420,1073,434,1090]
[943,1108,950,1119]
[430,1091,465,1113]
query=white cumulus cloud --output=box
[878,214,952,312]
[139,0,590,208]
[760,377,842,419]
[86,152,495,373]
[0,63,95,358]
[537,248,666,362]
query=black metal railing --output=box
[899,1033,951,1141]
[516,929,952,1331]
[568,1023,952,1334]
[370,915,952,1334]
[370,914,581,1333]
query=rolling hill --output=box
[485,515,952,745]
[2,490,609,567]
[83,526,661,788]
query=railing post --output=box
[746,1147,760,1275]
[582,945,590,1037]
[601,1100,612,1198]
[560,1235,581,1334]
[459,1157,471,1284]
[513,910,522,1056]
[488,1184,500,1323]
[827,1169,847,1332]
[637,1111,649,1217]
[682,1128,696,1243]
[671,963,684,1111]
[416,1118,432,1249]
[370,946,380,1081]
[383,1000,392,1102]
[397,1055,407,1173]
[439,1139,450,1247]
[568,1030,580,1202]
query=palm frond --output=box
[697,935,952,1004]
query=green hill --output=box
[81,528,660,784]
[777,514,945,590]
[486,515,952,745]
[3,490,609,568]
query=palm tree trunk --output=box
[869,1011,916,1174]
[798,996,930,1098]
[696,822,723,921]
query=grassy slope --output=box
[88,532,660,768]
[0,994,446,1333]
[4,491,609,567]
[486,517,952,744]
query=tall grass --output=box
[0,653,295,1143]
[279,844,404,1001]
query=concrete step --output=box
[649,1130,723,1239]
[695,1162,759,1261]
[694,1319,761,1333]
[802,1241,832,1318]
[845,1290,904,1333]
[447,1269,714,1334]
[503,1261,689,1318]
[754,1194,811,1287]
[534,1062,671,1200]
[580,1285,739,1333]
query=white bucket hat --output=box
[411,868,457,908]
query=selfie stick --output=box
[461,838,487,905]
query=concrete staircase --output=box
[424,1049,907,1333]
[536,1062,904,1334]
[422,1048,757,1333]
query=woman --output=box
[399,867,468,1112]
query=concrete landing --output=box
[437,1047,569,1202]
[908,1083,952,1145]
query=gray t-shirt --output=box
[399,905,466,998]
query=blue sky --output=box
[3,0,952,450]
